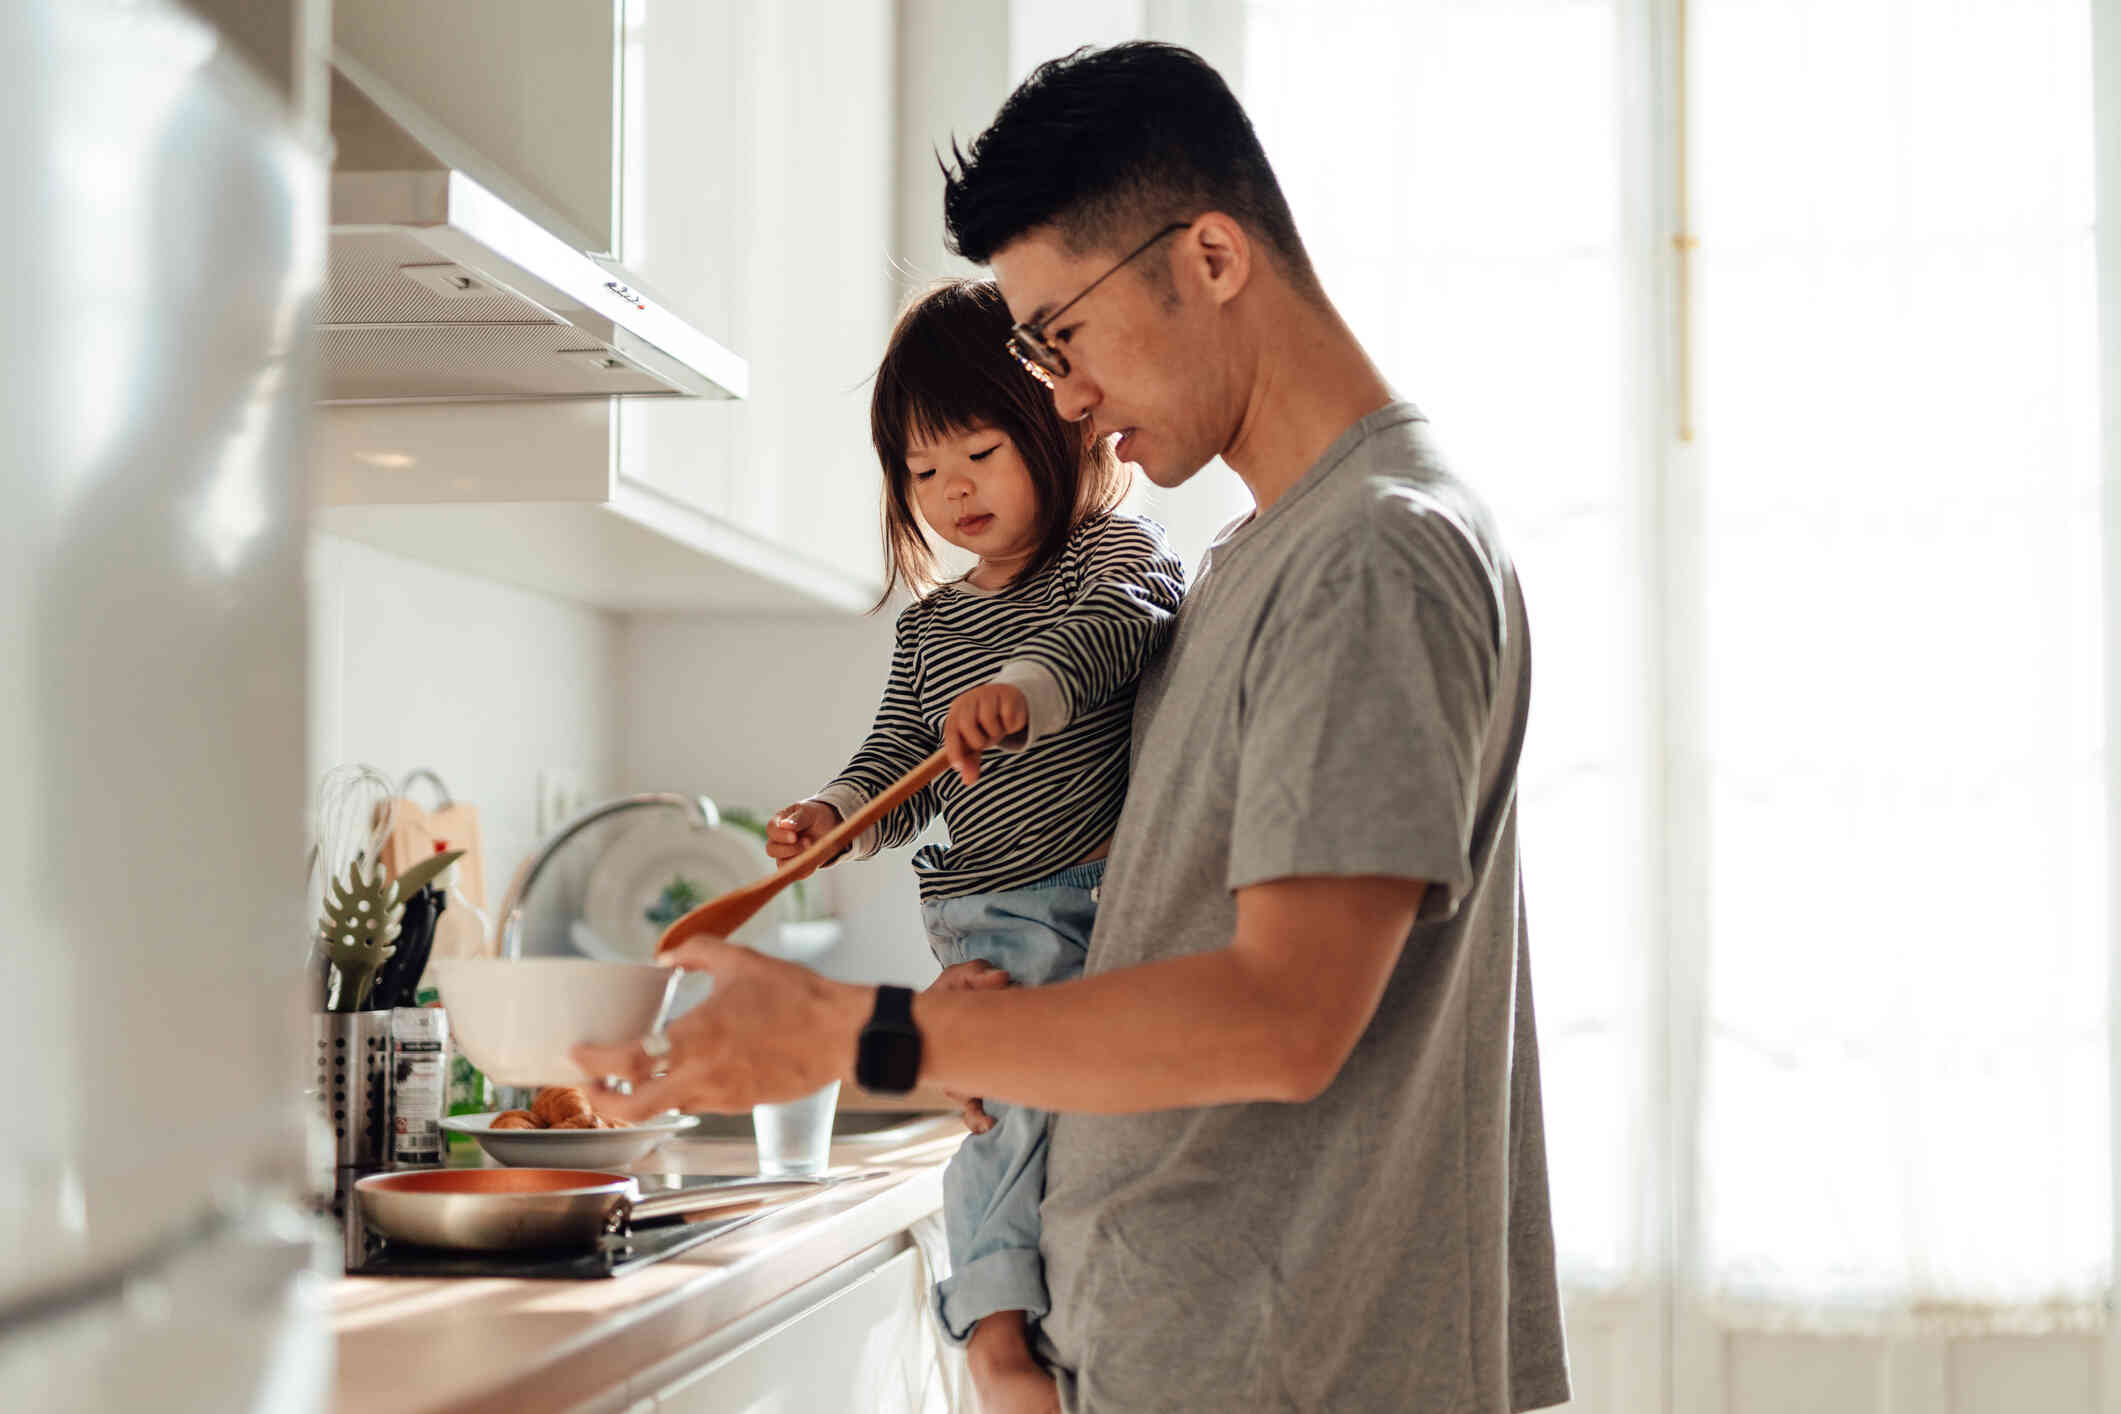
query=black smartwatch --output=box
[855,985,923,1094]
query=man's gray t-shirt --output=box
[1037,403,1570,1413]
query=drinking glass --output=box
[752,1080,840,1176]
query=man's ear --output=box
[1186,212,1252,307]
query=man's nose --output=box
[1051,372,1098,425]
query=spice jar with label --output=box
[389,1006,448,1168]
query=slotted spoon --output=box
[655,748,951,956]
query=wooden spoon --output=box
[655,748,952,956]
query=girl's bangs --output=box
[874,315,1014,465]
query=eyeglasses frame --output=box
[1005,220,1192,388]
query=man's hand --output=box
[766,798,842,863]
[574,938,870,1118]
[927,959,1012,1133]
[943,683,1030,786]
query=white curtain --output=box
[1246,0,1653,1293]
[1241,0,2109,1322]
[1691,0,2107,1323]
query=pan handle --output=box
[626,1170,895,1229]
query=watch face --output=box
[858,1027,920,1094]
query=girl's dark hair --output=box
[870,279,1126,608]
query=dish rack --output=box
[491,793,722,959]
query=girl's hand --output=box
[943,683,1030,786]
[927,959,1012,1133]
[766,799,842,863]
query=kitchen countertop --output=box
[330,1113,964,1414]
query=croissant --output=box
[531,1085,593,1126]
[492,1088,634,1132]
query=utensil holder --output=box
[314,1010,393,1168]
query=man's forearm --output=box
[833,1046,960,1112]
[585,878,1420,1122]
[845,876,1425,1115]
[907,946,1324,1114]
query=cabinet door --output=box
[333,0,618,253]
[650,1247,940,1414]
[618,0,892,598]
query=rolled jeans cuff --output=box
[932,1245,1049,1345]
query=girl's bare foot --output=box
[973,1360,1060,1414]
[967,1312,1059,1414]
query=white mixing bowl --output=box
[432,957,677,1087]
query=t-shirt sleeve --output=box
[990,516,1185,747]
[1227,523,1497,919]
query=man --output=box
[584,42,1568,1413]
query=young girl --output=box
[766,279,1183,1403]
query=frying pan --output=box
[354,1167,875,1253]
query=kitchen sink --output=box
[679,1109,955,1144]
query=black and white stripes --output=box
[814,513,1185,900]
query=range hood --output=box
[321,51,746,404]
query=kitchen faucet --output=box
[492,793,721,959]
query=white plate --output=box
[580,814,782,963]
[442,1110,700,1168]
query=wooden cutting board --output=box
[380,796,490,960]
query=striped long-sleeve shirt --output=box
[812,512,1186,901]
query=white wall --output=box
[307,532,625,910]
[894,0,1009,299]
[308,537,939,986]
[621,610,940,987]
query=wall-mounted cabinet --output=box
[319,0,893,612]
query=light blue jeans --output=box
[920,858,1103,1345]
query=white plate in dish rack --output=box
[579,813,783,965]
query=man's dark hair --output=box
[942,42,1316,291]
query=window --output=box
[1691,0,2105,1319]
[1248,0,1653,1293]
[1243,0,2108,1322]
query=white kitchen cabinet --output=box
[615,0,894,592]
[315,398,881,612]
[647,1245,942,1413]
[334,0,619,253]
[317,0,894,612]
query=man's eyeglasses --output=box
[1006,221,1191,389]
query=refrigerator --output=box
[0,1,331,1409]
